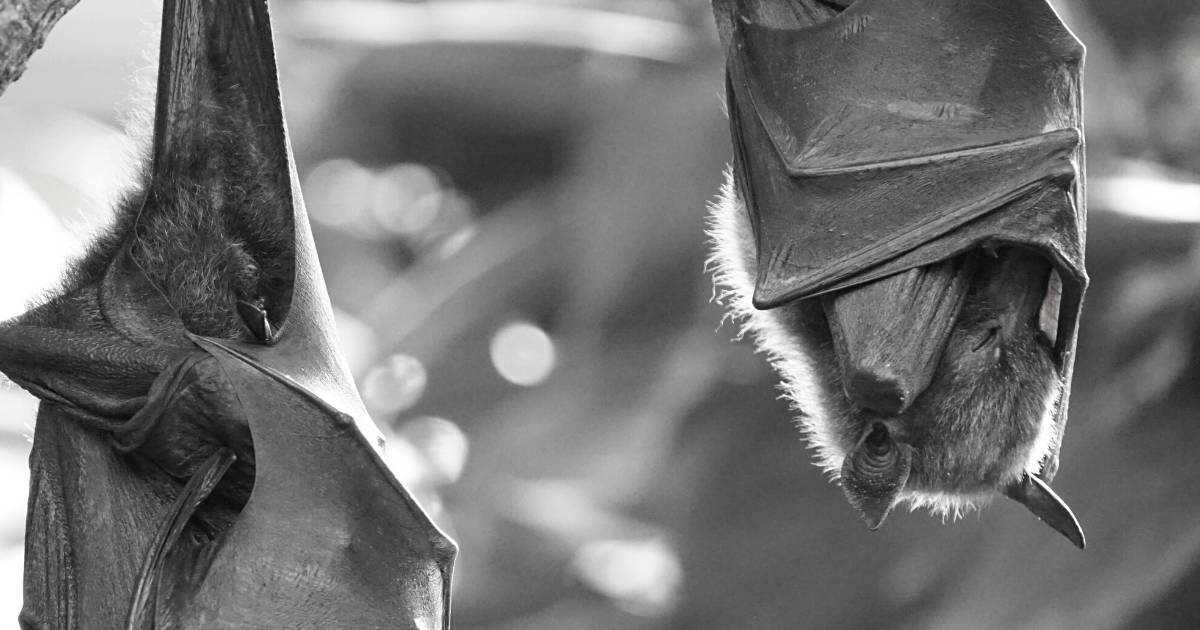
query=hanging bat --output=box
[707,0,1088,547]
[0,0,454,627]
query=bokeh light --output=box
[362,353,428,414]
[0,169,74,320]
[572,537,683,617]
[303,158,374,229]
[1092,165,1200,223]
[489,321,557,386]
[423,192,478,260]
[369,163,443,237]
[332,307,380,377]
[431,223,477,260]
[382,430,454,528]
[394,416,469,486]
[0,547,22,625]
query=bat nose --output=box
[844,368,911,415]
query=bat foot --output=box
[236,300,276,344]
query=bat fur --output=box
[707,171,1062,519]
[33,81,289,345]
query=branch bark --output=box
[0,0,81,96]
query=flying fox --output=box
[707,0,1088,547]
[0,1,454,627]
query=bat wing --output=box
[725,0,1086,309]
[139,335,454,630]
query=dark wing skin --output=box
[725,0,1085,308]
[143,336,454,630]
[0,0,454,628]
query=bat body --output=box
[0,0,454,627]
[708,0,1088,545]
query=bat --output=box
[707,0,1088,547]
[0,0,455,627]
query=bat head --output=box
[709,178,1084,548]
[826,246,1063,526]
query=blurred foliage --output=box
[1,0,1200,629]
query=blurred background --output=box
[1,0,1199,628]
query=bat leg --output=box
[1004,473,1085,549]
[235,300,275,344]
[125,448,237,630]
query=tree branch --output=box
[0,0,81,96]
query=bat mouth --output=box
[707,170,1063,519]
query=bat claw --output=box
[1003,473,1086,549]
[236,300,275,344]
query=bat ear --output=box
[839,423,912,530]
[1003,473,1086,549]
